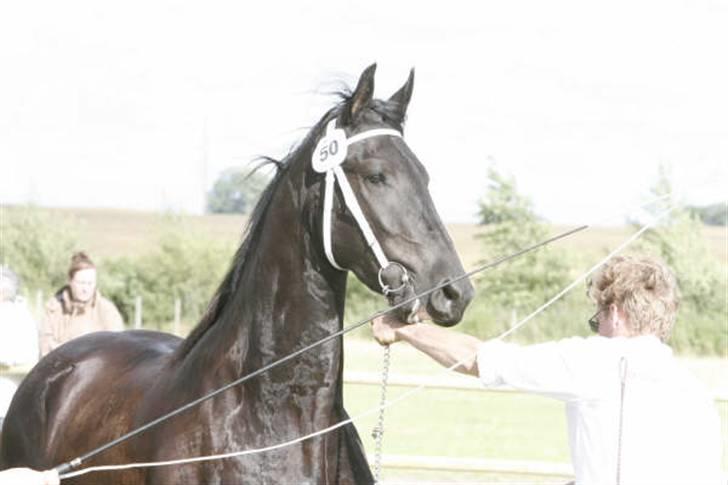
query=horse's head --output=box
[307,64,473,326]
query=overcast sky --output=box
[1,0,726,224]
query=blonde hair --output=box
[68,251,96,279]
[587,255,680,341]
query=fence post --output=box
[134,296,143,329]
[173,298,181,336]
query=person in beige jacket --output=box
[39,252,124,356]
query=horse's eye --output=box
[365,173,386,185]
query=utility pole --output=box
[200,117,209,215]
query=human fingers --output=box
[370,316,398,345]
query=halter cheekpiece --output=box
[312,119,410,297]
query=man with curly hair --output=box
[372,255,721,485]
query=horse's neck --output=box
[180,172,347,382]
[241,200,347,367]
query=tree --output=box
[476,168,572,312]
[206,167,269,214]
[687,203,727,226]
[634,166,727,353]
[0,205,79,294]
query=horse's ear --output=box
[388,68,415,123]
[343,63,377,125]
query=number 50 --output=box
[319,140,339,162]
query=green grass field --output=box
[15,206,727,265]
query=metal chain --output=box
[371,344,391,483]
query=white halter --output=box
[312,119,407,295]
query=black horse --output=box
[0,64,473,484]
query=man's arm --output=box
[371,315,482,376]
[373,316,591,401]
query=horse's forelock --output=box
[331,88,405,132]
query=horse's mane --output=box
[174,87,405,358]
[175,107,336,358]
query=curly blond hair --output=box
[587,255,680,341]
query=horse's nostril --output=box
[427,277,473,326]
[442,280,461,301]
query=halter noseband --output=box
[312,119,414,303]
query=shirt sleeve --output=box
[477,337,596,402]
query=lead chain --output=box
[371,344,391,483]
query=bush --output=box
[100,256,146,325]
[458,287,595,343]
[102,219,235,330]
[476,168,573,313]
[0,205,80,295]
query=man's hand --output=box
[370,314,409,346]
[371,314,482,376]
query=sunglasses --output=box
[588,310,600,333]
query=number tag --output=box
[312,127,348,173]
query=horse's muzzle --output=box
[425,277,474,326]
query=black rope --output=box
[55,224,587,475]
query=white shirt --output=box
[0,298,39,418]
[477,336,722,485]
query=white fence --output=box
[375,454,574,479]
[30,291,184,335]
